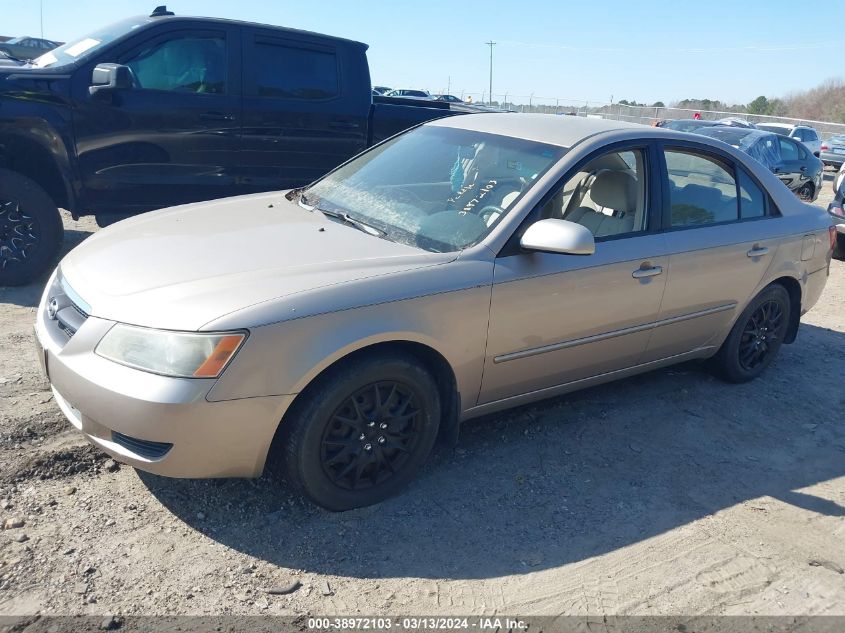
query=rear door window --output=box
[664,150,738,226]
[248,38,339,100]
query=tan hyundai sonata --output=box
[34,113,836,510]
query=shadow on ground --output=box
[140,322,845,581]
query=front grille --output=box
[43,271,90,344]
[112,431,173,460]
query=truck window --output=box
[250,40,339,100]
[124,33,227,94]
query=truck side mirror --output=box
[89,63,133,98]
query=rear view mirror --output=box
[89,63,133,97]
[520,218,595,255]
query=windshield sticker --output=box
[64,38,100,58]
[33,52,57,67]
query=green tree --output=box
[747,95,770,115]
[651,101,665,108]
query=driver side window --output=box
[123,33,227,94]
[539,149,647,238]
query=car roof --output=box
[142,14,368,50]
[757,122,795,130]
[693,126,776,144]
[428,113,644,148]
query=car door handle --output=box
[747,246,769,258]
[329,120,360,130]
[632,265,663,279]
[200,111,235,122]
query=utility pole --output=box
[486,40,496,105]
[40,0,44,38]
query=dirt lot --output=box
[1,174,843,618]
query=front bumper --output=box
[34,279,293,478]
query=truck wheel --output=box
[0,168,63,286]
[273,351,441,511]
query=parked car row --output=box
[658,119,824,202]
[693,127,823,202]
[657,118,822,156]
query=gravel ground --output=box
[0,173,843,618]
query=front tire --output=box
[0,168,63,286]
[712,284,791,383]
[275,352,441,511]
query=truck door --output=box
[238,29,369,191]
[72,24,242,219]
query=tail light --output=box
[821,144,829,151]
[830,226,838,252]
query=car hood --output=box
[59,192,456,331]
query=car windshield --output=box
[31,17,150,68]
[303,126,565,253]
[664,120,719,132]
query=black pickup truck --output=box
[0,6,464,285]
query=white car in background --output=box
[756,123,822,157]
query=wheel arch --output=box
[270,339,462,461]
[769,275,801,344]
[0,127,76,215]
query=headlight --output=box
[95,324,246,378]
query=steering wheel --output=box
[391,187,426,205]
[476,204,505,226]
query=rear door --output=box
[73,24,243,215]
[238,28,369,191]
[641,144,782,362]
[775,136,809,191]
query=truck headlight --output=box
[96,324,246,378]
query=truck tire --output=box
[0,168,63,286]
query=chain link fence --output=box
[455,92,845,139]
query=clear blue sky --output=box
[4,0,842,106]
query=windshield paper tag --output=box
[65,38,101,58]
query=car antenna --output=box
[150,5,175,17]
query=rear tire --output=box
[0,168,63,286]
[273,351,441,511]
[833,234,845,260]
[796,182,814,201]
[711,284,791,384]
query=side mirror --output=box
[520,218,595,255]
[89,63,133,97]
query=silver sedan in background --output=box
[34,114,835,510]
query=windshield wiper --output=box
[316,207,385,237]
[294,191,385,237]
[0,51,30,64]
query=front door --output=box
[479,146,668,405]
[73,26,242,216]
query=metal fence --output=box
[455,92,845,139]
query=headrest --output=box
[590,170,637,213]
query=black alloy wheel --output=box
[320,381,423,491]
[0,198,40,272]
[0,168,63,286]
[275,351,441,511]
[737,299,785,372]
